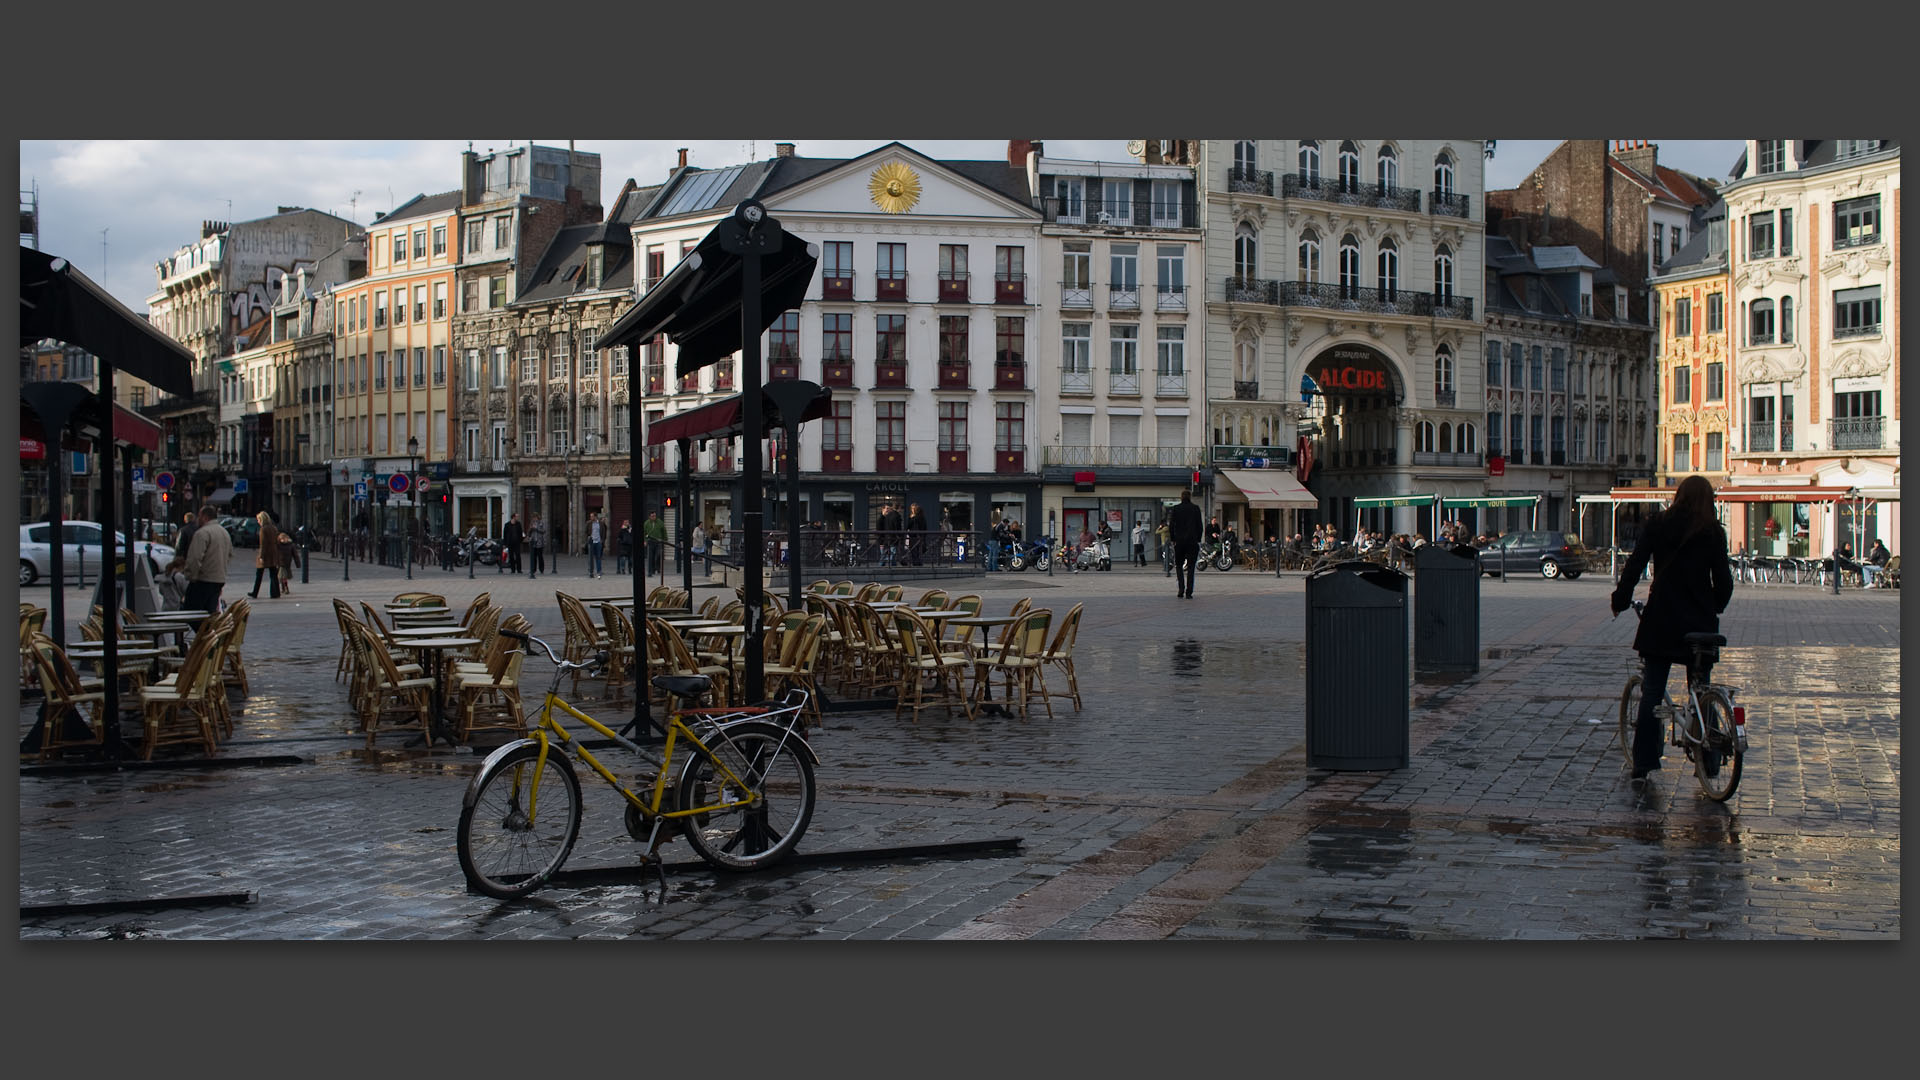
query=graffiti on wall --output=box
[229,262,316,328]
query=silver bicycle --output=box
[1618,601,1748,801]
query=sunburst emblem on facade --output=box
[868,161,921,214]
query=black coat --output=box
[1609,509,1734,661]
[1168,501,1203,545]
[503,521,524,548]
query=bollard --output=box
[301,538,310,585]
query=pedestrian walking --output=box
[616,519,633,575]
[1169,489,1203,599]
[905,502,928,566]
[249,511,282,599]
[692,520,710,576]
[985,508,1003,572]
[1132,521,1148,567]
[276,528,296,595]
[642,511,666,576]
[502,514,524,574]
[1156,518,1172,576]
[182,505,232,616]
[1609,474,1734,783]
[586,511,604,578]
[528,515,547,579]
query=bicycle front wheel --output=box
[1694,689,1743,802]
[677,722,816,872]
[1617,674,1643,769]
[457,744,583,899]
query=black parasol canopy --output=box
[19,245,194,395]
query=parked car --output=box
[19,522,176,586]
[1477,529,1589,579]
[218,515,260,547]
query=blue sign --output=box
[233,478,249,494]
[155,471,175,490]
[1243,457,1268,468]
[388,473,410,495]
[354,481,368,500]
[132,466,146,484]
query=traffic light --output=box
[663,496,675,508]
[159,490,171,510]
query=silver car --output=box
[19,522,176,587]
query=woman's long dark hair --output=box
[1668,474,1719,542]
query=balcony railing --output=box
[937,448,968,474]
[994,362,1026,390]
[1227,167,1273,196]
[994,449,1025,474]
[1833,230,1880,250]
[1749,244,1773,260]
[875,272,907,302]
[938,272,969,303]
[1283,173,1422,212]
[1412,451,1482,467]
[1430,189,1469,218]
[1834,322,1881,340]
[1061,280,1093,307]
[1830,415,1884,450]
[1749,331,1775,345]
[1155,373,1187,397]
[822,358,854,388]
[1430,292,1475,320]
[1045,444,1207,467]
[1109,370,1139,395]
[1279,280,1460,317]
[1745,422,1775,453]
[875,362,907,388]
[1224,276,1280,305]
[1156,284,1187,311]
[994,273,1027,305]
[820,447,853,473]
[1433,388,1456,408]
[937,362,969,389]
[1233,381,1259,400]
[822,273,854,301]
[1061,368,1093,394]
[1108,284,1141,310]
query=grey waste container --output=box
[1304,560,1409,770]
[1413,543,1480,673]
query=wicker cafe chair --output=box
[556,593,610,695]
[890,608,971,723]
[974,608,1053,720]
[459,592,494,628]
[349,620,436,750]
[914,588,949,609]
[138,625,230,760]
[598,603,639,703]
[650,618,733,707]
[850,601,902,697]
[1038,602,1085,712]
[28,634,111,761]
[214,598,252,696]
[333,599,359,681]
[20,606,49,690]
[763,612,827,726]
[452,623,528,740]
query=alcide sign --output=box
[1305,345,1400,400]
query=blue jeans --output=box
[589,540,603,576]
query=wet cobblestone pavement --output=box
[14,552,1901,939]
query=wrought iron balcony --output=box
[1412,451,1482,467]
[1830,415,1883,450]
[1833,230,1880,250]
[1108,284,1141,311]
[1430,189,1469,218]
[1109,370,1139,395]
[1061,279,1093,308]
[1233,381,1259,400]
[1224,276,1280,305]
[1279,280,1433,316]
[875,272,907,302]
[1749,244,1773,260]
[1433,388,1456,408]
[993,362,1026,390]
[1228,167,1273,196]
[1749,331,1775,345]
[1155,373,1187,397]
[1061,368,1093,395]
[994,273,1026,305]
[1745,422,1774,452]
[1283,173,1422,212]
[1156,284,1187,311]
[1430,292,1475,320]
[1834,321,1881,340]
[1044,444,1208,468]
[938,272,970,304]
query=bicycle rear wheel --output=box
[457,744,583,899]
[676,721,816,872]
[1617,674,1643,769]
[1693,689,1743,802]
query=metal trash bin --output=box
[1414,543,1481,673]
[1304,560,1409,770]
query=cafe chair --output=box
[459,592,494,628]
[332,599,360,681]
[139,625,230,760]
[556,593,610,695]
[348,620,436,750]
[763,612,827,725]
[650,617,733,707]
[1038,602,1085,712]
[891,609,971,723]
[974,608,1053,721]
[28,634,111,761]
[914,588,949,609]
[20,606,48,691]
[453,626,528,741]
[215,598,252,696]
[598,603,639,703]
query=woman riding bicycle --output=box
[1609,474,1735,784]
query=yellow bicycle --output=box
[457,629,818,900]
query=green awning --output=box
[1441,496,1540,508]
[1354,494,1434,508]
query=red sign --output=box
[1315,365,1393,392]
[1295,435,1315,484]
[20,438,46,460]
[1488,456,1506,477]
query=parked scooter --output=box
[1069,536,1111,572]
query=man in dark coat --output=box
[1168,489,1203,599]
[905,502,928,565]
[1609,475,1735,782]
[877,502,903,566]
[502,515,524,574]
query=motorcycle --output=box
[1195,539,1234,572]
[1004,534,1053,573]
[1069,536,1111,573]
[454,528,502,568]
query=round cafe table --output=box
[390,635,481,747]
[391,624,467,636]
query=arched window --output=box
[1337,142,1361,192]
[1235,338,1257,383]
[1433,152,1455,198]
[1433,244,1454,302]
[1779,295,1794,344]
[1377,236,1398,298]
[1377,144,1399,190]
[1460,423,1478,454]
[1415,421,1435,453]
[1338,234,1361,297]
[1234,140,1257,172]
[1435,345,1454,395]
[1440,422,1456,453]
[1298,231,1321,283]
[1234,224,1258,280]
[1298,140,1321,186]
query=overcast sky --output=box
[20,138,1746,314]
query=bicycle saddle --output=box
[1683,632,1727,648]
[652,674,713,699]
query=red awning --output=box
[645,387,834,446]
[1711,485,1855,503]
[18,400,162,453]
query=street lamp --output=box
[406,434,419,580]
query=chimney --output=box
[462,148,480,204]
[774,142,795,158]
[1614,140,1659,178]
[676,147,689,168]
[1007,139,1034,167]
